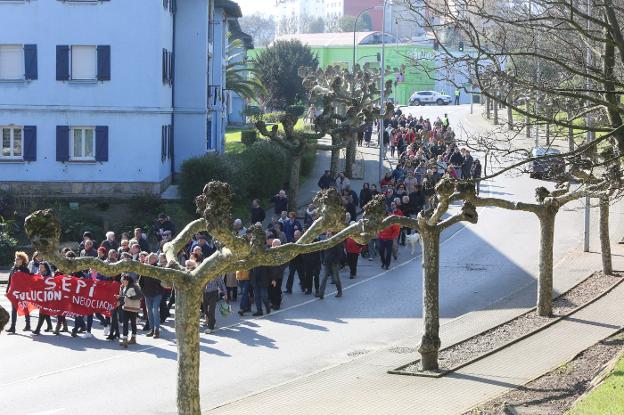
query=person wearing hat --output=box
[155,213,176,243]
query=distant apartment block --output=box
[0,0,243,196]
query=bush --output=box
[128,194,164,218]
[180,141,293,211]
[54,203,104,243]
[263,111,285,124]
[241,130,258,146]
[179,153,232,211]
[0,216,18,266]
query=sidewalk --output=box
[206,246,624,415]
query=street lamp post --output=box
[378,0,391,183]
[352,6,378,71]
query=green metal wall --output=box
[250,43,437,105]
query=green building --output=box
[254,32,439,105]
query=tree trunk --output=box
[289,155,302,212]
[345,135,356,179]
[418,225,441,371]
[507,93,513,129]
[330,135,341,177]
[568,125,574,152]
[545,123,550,145]
[600,195,613,275]
[486,96,491,119]
[537,210,556,317]
[525,100,531,138]
[493,96,499,125]
[175,285,203,415]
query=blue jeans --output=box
[239,280,251,311]
[379,239,393,268]
[144,294,162,330]
[253,285,270,314]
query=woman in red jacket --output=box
[377,214,401,270]
[345,233,364,279]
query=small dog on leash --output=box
[405,232,421,255]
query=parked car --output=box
[408,91,452,106]
[529,147,565,179]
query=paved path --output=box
[208,262,624,415]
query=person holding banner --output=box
[6,251,32,334]
[32,263,54,335]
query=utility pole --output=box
[378,0,390,183]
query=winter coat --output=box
[251,206,266,225]
[323,243,344,266]
[359,188,372,208]
[345,238,363,254]
[6,264,30,293]
[378,224,401,240]
[251,267,272,288]
[301,250,322,273]
[139,275,164,297]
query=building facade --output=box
[0,0,238,196]
[268,32,472,106]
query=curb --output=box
[389,272,624,378]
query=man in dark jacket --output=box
[285,230,304,293]
[317,233,344,299]
[272,190,289,216]
[250,199,266,225]
[251,266,272,316]
[461,149,473,180]
[301,246,322,295]
[317,170,333,190]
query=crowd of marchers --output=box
[4,111,481,348]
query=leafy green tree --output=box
[252,40,319,110]
[226,39,265,100]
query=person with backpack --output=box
[117,274,143,348]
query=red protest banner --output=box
[6,272,120,317]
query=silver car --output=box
[409,91,453,106]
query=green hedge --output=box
[179,141,317,212]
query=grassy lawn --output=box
[225,127,245,154]
[225,119,309,154]
[567,352,624,415]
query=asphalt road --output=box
[0,105,591,415]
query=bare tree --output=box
[239,13,276,47]
[256,106,338,209]
[301,63,393,177]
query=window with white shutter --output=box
[0,45,23,80]
[71,45,97,80]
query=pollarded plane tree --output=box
[300,63,394,178]
[22,182,420,414]
[255,105,340,210]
